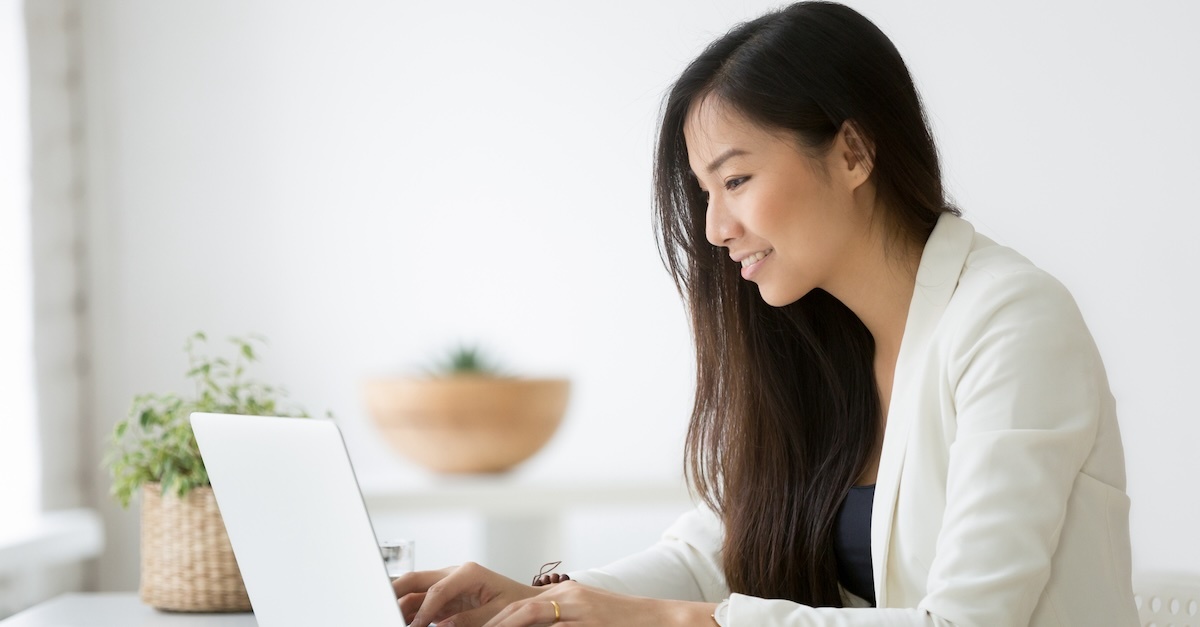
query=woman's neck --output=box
[824,224,923,361]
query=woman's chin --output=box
[755,283,806,308]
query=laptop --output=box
[190,412,406,626]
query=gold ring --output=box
[550,599,561,623]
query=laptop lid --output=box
[190,413,403,627]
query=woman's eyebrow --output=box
[706,148,749,173]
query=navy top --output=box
[833,484,876,606]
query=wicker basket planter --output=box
[139,483,251,612]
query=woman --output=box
[394,2,1138,625]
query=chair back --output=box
[1135,572,1200,627]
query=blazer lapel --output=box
[871,213,975,606]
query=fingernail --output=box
[441,621,456,627]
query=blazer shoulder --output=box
[954,233,1080,313]
[939,233,1094,355]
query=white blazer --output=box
[572,214,1138,626]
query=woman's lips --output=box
[740,249,772,280]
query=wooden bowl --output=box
[363,376,569,473]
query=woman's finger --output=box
[409,562,490,627]
[439,602,508,627]
[479,598,521,627]
[484,598,562,627]
[397,592,426,624]
[392,566,454,597]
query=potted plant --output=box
[363,344,569,473]
[105,332,317,612]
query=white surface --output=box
[0,510,103,576]
[0,594,256,626]
[358,472,691,579]
[0,0,38,532]
[190,414,402,627]
[358,473,690,516]
[68,0,1200,590]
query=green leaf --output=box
[105,330,325,508]
[426,343,505,377]
[161,469,176,497]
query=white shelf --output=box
[357,472,692,517]
[0,509,103,575]
[356,472,693,580]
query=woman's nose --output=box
[705,196,741,247]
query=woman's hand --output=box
[481,580,718,627]
[393,561,541,627]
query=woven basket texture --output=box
[139,483,252,612]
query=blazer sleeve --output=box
[913,268,1103,626]
[568,505,729,603]
[691,269,1106,626]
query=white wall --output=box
[72,0,1200,591]
[0,0,37,525]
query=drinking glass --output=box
[380,539,416,579]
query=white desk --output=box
[1,480,691,625]
[0,594,256,626]
[357,473,692,580]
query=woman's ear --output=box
[837,120,875,187]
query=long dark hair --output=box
[654,2,958,607]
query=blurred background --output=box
[2,0,1197,617]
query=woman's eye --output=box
[725,176,749,191]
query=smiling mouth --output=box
[740,249,773,268]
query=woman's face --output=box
[684,97,872,307]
